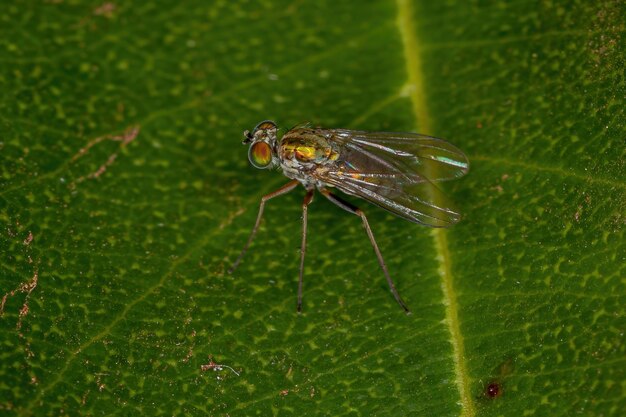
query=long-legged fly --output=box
[229,120,469,313]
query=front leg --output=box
[229,180,299,273]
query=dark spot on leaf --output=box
[484,381,502,399]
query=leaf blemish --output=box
[182,329,197,363]
[1,267,38,331]
[484,381,502,399]
[70,125,140,186]
[23,231,34,245]
[200,355,240,377]
[93,3,116,18]
[479,358,515,401]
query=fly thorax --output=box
[279,132,339,169]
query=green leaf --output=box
[1,1,624,415]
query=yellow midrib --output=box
[395,1,475,416]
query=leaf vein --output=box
[396,1,475,416]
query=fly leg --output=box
[228,180,299,273]
[298,190,315,312]
[320,189,411,314]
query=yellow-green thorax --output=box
[280,129,339,163]
[278,128,340,188]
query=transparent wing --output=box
[314,129,469,227]
[331,129,469,182]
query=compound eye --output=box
[248,141,272,169]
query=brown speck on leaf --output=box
[94,2,116,18]
[23,231,33,245]
[94,374,107,392]
[71,125,140,186]
[1,268,39,331]
[574,205,583,222]
[81,390,90,405]
[18,304,30,325]
[182,343,194,363]
[182,330,197,362]
[476,121,483,129]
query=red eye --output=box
[248,142,272,169]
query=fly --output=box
[228,120,469,313]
